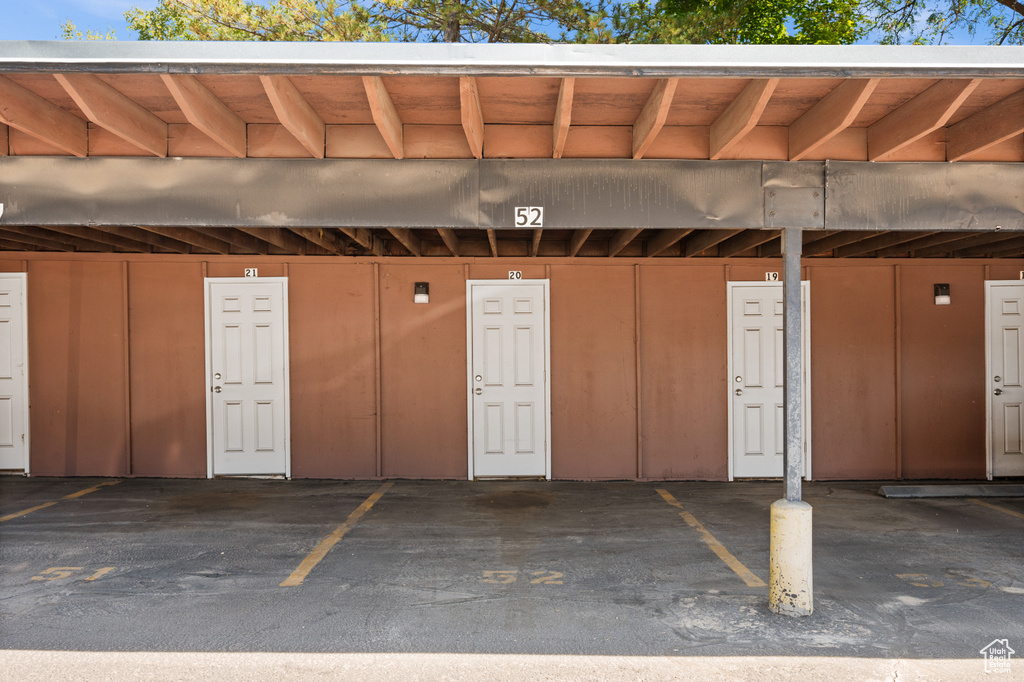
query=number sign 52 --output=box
[515,206,544,228]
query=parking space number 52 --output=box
[515,207,544,228]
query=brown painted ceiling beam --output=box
[41,225,152,252]
[362,76,403,159]
[709,78,778,160]
[530,230,543,258]
[90,225,191,253]
[633,78,678,160]
[0,238,35,251]
[135,226,231,253]
[835,231,933,257]
[206,228,269,254]
[645,229,692,256]
[1,124,7,156]
[337,227,382,256]
[717,229,780,258]
[161,74,246,158]
[235,227,308,254]
[288,227,346,255]
[0,228,80,251]
[0,75,87,156]
[55,73,167,157]
[569,229,592,257]
[913,231,1020,257]
[553,78,575,159]
[682,228,744,257]
[459,77,484,159]
[868,79,980,161]
[388,228,422,256]
[486,229,499,257]
[260,75,325,159]
[872,231,973,257]
[947,87,1024,162]
[437,228,461,256]
[804,231,882,256]
[953,235,1024,258]
[609,228,644,257]
[789,79,878,161]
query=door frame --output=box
[726,280,812,481]
[984,280,1023,480]
[204,277,292,479]
[465,279,551,481]
[0,273,29,475]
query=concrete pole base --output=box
[769,498,813,617]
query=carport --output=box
[0,41,1023,615]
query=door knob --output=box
[474,388,483,395]
[213,386,222,393]
[735,388,743,396]
[995,388,1003,396]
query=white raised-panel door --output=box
[988,283,1024,477]
[206,279,290,477]
[729,282,810,479]
[468,282,549,478]
[0,274,28,473]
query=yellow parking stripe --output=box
[972,498,1024,520]
[281,481,394,587]
[656,488,767,588]
[0,481,121,523]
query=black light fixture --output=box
[934,283,951,306]
[414,282,429,304]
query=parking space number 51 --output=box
[515,207,544,228]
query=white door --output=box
[467,281,550,479]
[0,274,28,473]
[728,282,810,479]
[205,278,290,477]
[987,282,1024,478]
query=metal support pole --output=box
[781,226,803,503]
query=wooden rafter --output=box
[1,123,7,156]
[135,226,231,253]
[789,79,878,161]
[388,228,422,256]
[609,228,644,257]
[362,76,403,159]
[804,231,884,256]
[337,227,382,256]
[207,228,269,254]
[0,228,83,251]
[0,238,34,251]
[569,229,592,257]
[437,228,461,256]
[645,229,692,257]
[868,79,980,161]
[717,229,780,258]
[0,75,87,156]
[553,78,575,160]
[91,225,191,253]
[709,79,778,160]
[835,231,933,257]
[872,231,972,257]
[41,225,152,252]
[913,231,1019,257]
[288,227,346,255]
[260,75,325,159]
[459,77,484,159]
[633,79,678,159]
[530,230,543,258]
[952,235,1024,258]
[486,229,499,257]
[161,74,246,158]
[55,73,167,157]
[947,88,1024,162]
[682,229,744,257]
[235,227,309,253]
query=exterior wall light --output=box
[934,283,951,306]
[414,282,429,304]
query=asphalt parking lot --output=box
[1,477,1022,680]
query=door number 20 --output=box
[515,207,544,227]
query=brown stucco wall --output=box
[10,253,1020,481]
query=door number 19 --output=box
[515,207,544,228]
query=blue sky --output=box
[0,0,998,43]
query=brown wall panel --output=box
[987,263,1024,281]
[289,264,378,478]
[640,266,728,480]
[900,265,986,478]
[128,263,207,477]
[550,265,637,479]
[727,262,783,281]
[808,266,898,479]
[468,264,547,281]
[206,262,288,278]
[0,260,26,272]
[379,264,468,477]
[28,261,128,476]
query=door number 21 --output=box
[515,207,544,227]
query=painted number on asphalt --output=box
[896,572,993,589]
[31,567,116,582]
[482,570,563,585]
